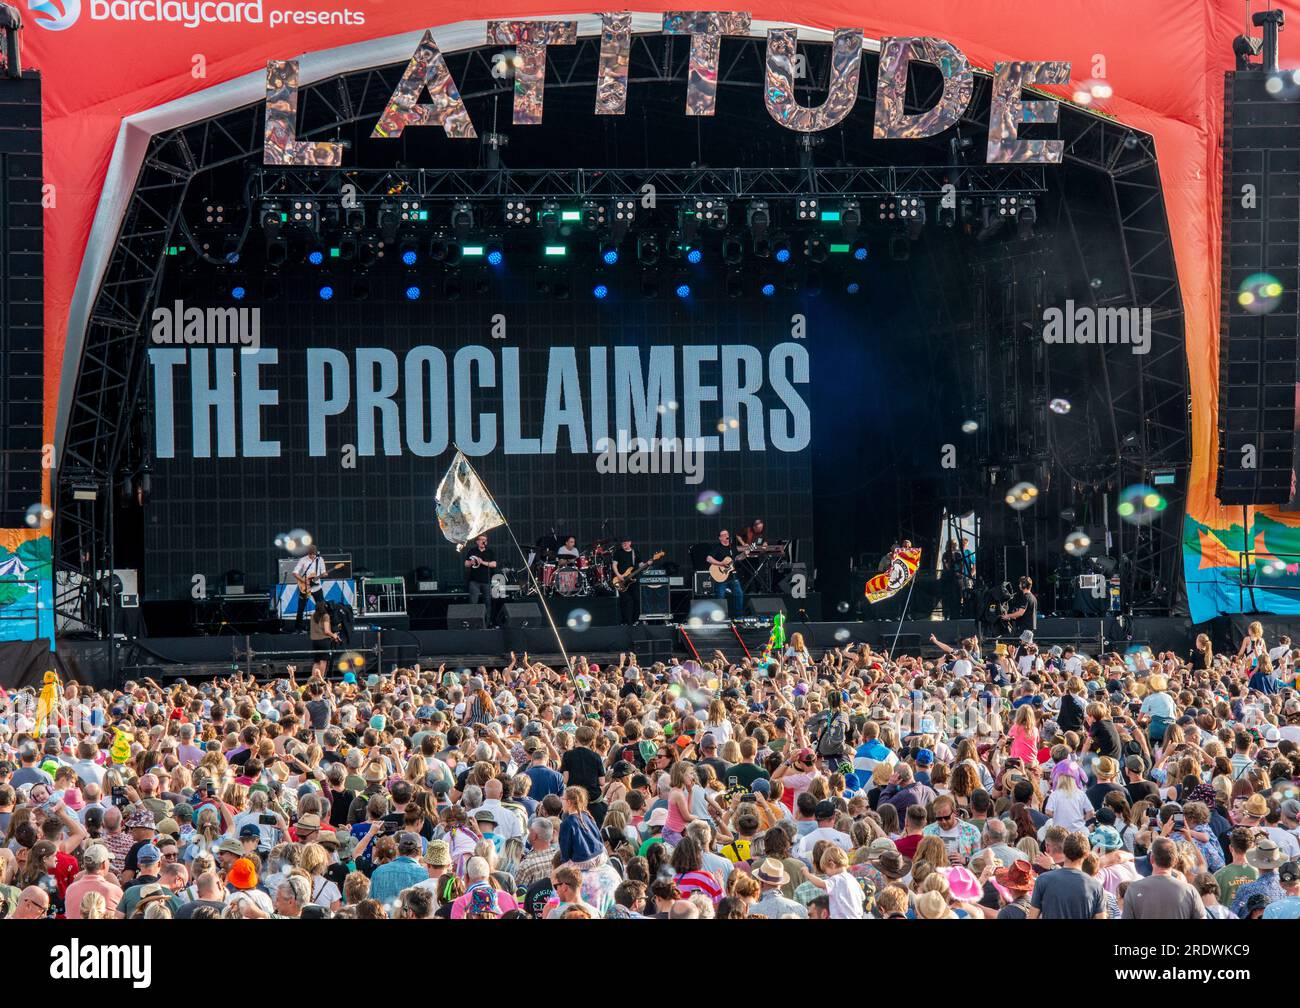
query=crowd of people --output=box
[2,620,1300,920]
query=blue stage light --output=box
[774,247,791,263]
[846,282,861,294]
[675,283,691,299]
[401,249,418,267]
[853,245,869,261]
[761,282,776,296]
[593,284,609,300]
[602,248,620,265]
[231,286,246,300]
[487,249,504,266]
[308,250,324,265]
[318,286,334,300]
[405,286,422,301]
[686,247,703,264]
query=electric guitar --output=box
[613,551,665,593]
[295,562,345,594]
[709,542,758,583]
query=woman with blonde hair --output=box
[703,698,732,747]
[664,762,698,845]
[1009,704,1039,763]
[79,891,108,920]
[912,834,948,875]
[1140,669,1177,743]
[300,842,342,910]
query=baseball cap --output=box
[814,800,836,819]
[915,748,934,766]
[238,823,262,840]
[1280,861,1300,885]
[135,843,162,866]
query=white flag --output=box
[435,450,504,550]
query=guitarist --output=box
[463,533,497,622]
[612,536,638,625]
[707,529,746,620]
[293,544,328,631]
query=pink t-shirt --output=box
[1009,724,1039,764]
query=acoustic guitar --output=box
[709,542,758,582]
[613,551,665,593]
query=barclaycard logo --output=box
[28,0,81,29]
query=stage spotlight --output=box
[443,273,462,300]
[637,233,660,265]
[539,201,561,242]
[405,285,422,301]
[400,242,419,267]
[804,236,828,263]
[398,198,427,223]
[593,282,609,300]
[337,237,357,261]
[686,246,703,265]
[261,201,284,238]
[846,281,861,295]
[543,245,568,258]
[600,242,620,266]
[231,285,246,300]
[760,280,776,297]
[689,197,728,230]
[841,199,861,241]
[851,240,869,261]
[429,232,455,263]
[504,198,533,225]
[345,207,366,231]
[377,201,400,244]
[674,279,692,299]
[722,234,744,265]
[611,198,636,241]
[485,242,504,266]
[266,240,287,266]
[938,203,957,228]
[318,285,334,300]
[747,200,770,254]
[725,270,744,298]
[581,200,607,230]
[796,197,819,221]
[357,242,377,267]
[351,278,371,301]
[773,236,791,263]
[451,201,474,239]
[307,249,325,266]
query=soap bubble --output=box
[566,608,592,632]
[1004,482,1039,511]
[961,420,979,434]
[335,651,366,673]
[281,529,314,556]
[1117,484,1166,525]
[1049,398,1071,415]
[695,491,724,516]
[836,600,851,614]
[23,503,53,528]
[834,627,851,643]
[1064,530,1092,556]
[687,599,727,628]
[1238,273,1283,315]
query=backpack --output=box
[817,712,847,758]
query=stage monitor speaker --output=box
[638,582,671,619]
[1216,69,1299,505]
[693,571,715,596]
[446,604,486,630]
[0,72,43,526]
[502,602,543,627]
[749,595,788,618]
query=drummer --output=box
[557,535,581,565]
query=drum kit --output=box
[525,538,615,598]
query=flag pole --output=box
[888,571,919,658]
[453,450,574,677]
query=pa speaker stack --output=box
[1216,66,1299,505]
